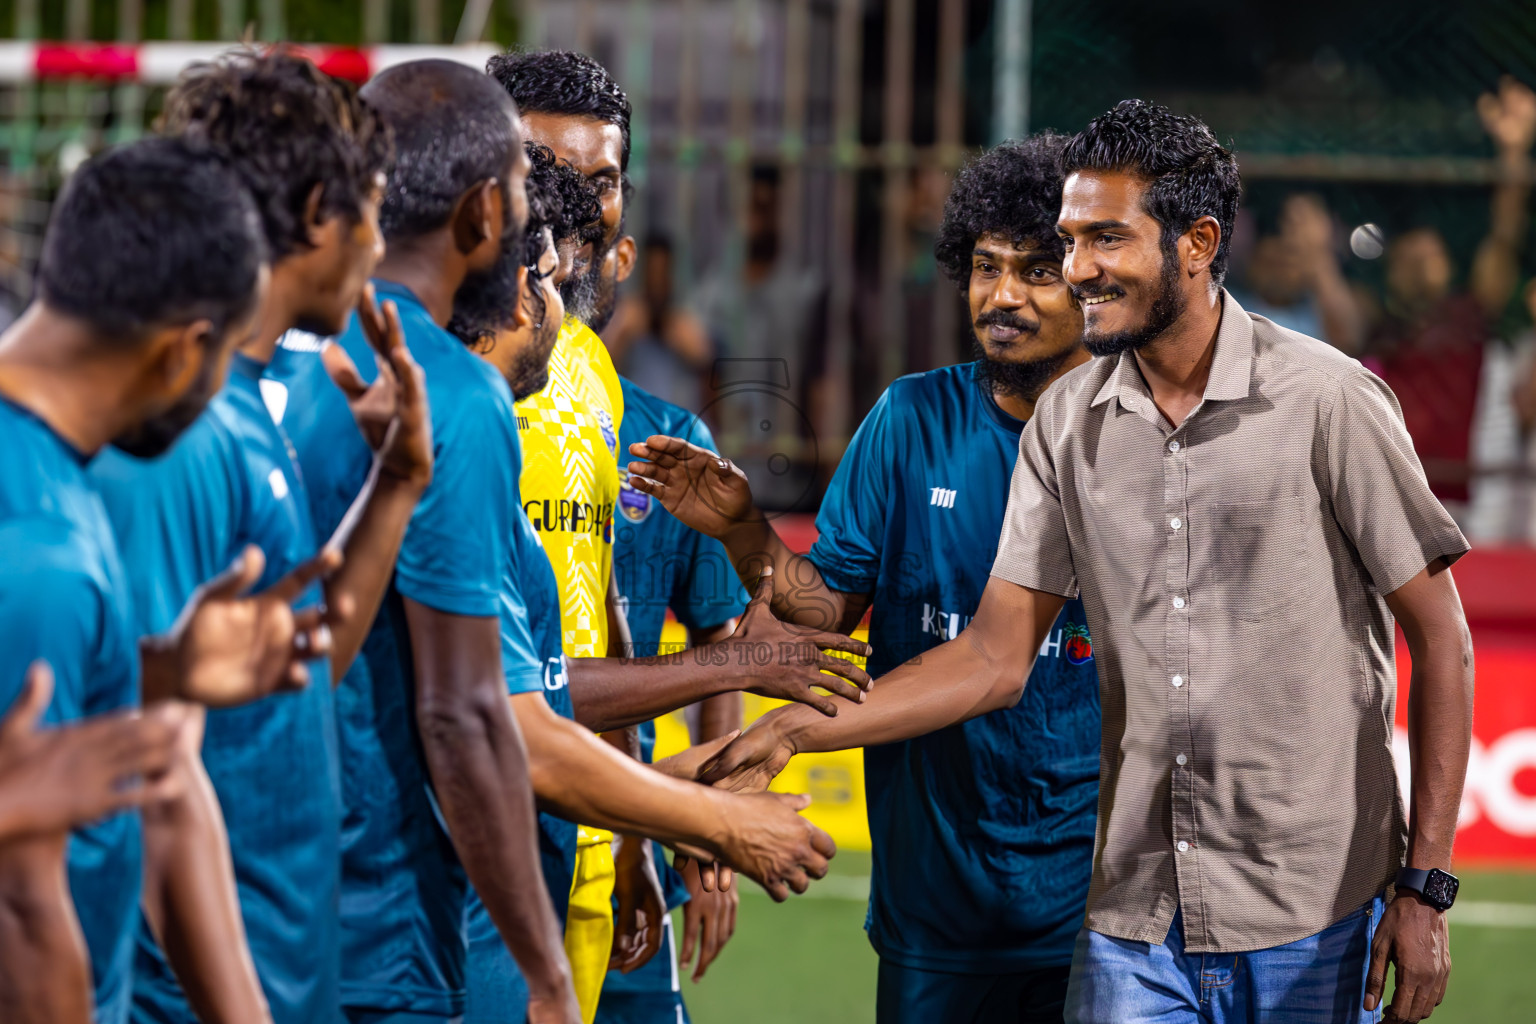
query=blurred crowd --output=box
[603,75,1536,542]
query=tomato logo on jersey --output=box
[616,468,653,523]
[1063,623,1093,665]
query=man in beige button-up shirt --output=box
[698,100,1473,1024]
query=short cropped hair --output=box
[160,50,391,259]
[934,133,1068,292]
[37,137,266,341]
[1061,99,1241,284]
[360,59,522,241]
[486,50,632,172]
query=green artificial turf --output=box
[676,856,1536,1023]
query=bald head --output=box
[362,59,523,241]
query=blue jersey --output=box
[462,443,578,972]
[0,396,141,1023]
[91,352,338,1024]
[610,379,749,922]
[807,363,1101,973]
[265,280,522,1016]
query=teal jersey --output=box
[807,363,1101,972]
[264,281,535,1016]
[0,396,141,1023]
[462,441,577,976]
[91,352,337,1023]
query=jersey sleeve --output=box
[395,382,511,619]
[807,385,896,595]
[0,518,110,724]
[498,568,546,695]
[671,418,750,633]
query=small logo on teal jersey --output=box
[616,469,654,522]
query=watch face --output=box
[1424,869,1460,910]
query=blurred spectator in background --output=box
[1286,77,1536,517]
[605,234,713,413]
[695,164,827,508]
[1229,194,1366,346]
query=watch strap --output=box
[1395,867,1431,895]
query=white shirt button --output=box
[1168,440,1181,452]
[1176,753,1188,766]
[1177,840,1190,853]
[1172,675,1184,688]
[1171,517,1182,530]
[1172,595,1186,609]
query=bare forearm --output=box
[1472,151,1531,314]
[568,651,740,732]
[142,761,269,1024]
[771,628,1020,755]
[326,467,424,679]
[718,519,856,631]
[0,841,92,1024]
[516,695,729,852]
[697,691,743,742]
[1404,625,1475,870]
[1311,263,1366,354]
[416,698,571,996]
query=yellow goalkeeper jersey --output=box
[514,316,623,659]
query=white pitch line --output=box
[1449,900,1536,929]
[748,881,1536,927]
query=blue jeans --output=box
[1065,897,1386,1023]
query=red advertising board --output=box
[1395,547,1536,866]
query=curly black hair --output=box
[158,49,391,260]
[447,143,602,348]
[934,133,1068,293]
[1061,99,1240,285]
[38,137,266,342]
[486,49,632,172]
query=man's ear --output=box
[1184,215,1222,278]
[141,320,214,404]
[452,178,500,258]
[614,234,638,284]
[510,266,535,330]
[303,182,328,247]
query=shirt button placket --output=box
[1164,428,1199,942]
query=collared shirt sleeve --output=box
[807,386,894,595]
[990,399,1078,598]
[1326,367,1470,594]
[396,385,509,618]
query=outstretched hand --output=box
[324,284,433,490]
[711,569,872,717]
[0,662,190,839]
[716,790,836,903]
[152,544,343,707]
[626,435,757,540]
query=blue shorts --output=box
[594,918,690,1024]
[875,958,1071,1024]
[1064,896,1387,1023]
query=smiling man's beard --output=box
[508,312,561,401]
[1078,240,1186,358]
[969,310,1075,404]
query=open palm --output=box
[625,434,757,539]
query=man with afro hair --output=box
[625,134,1099,1022]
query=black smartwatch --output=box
[1395,867,1459,912]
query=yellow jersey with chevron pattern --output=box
[514,317,623,659]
